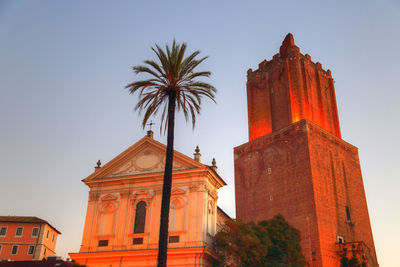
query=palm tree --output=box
[126,40,216,267]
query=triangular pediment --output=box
[171,186,188,195]
[100,193,118,201]
[84,136,204,183]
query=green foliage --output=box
[340,254,365,267]
[215,214,306,267]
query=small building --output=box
[69,131,228,266]
[0,216,61,261]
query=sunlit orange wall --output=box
[0,222,58,261]
[247,37,341,141]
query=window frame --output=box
[28,245,35,255]
[11,245,18,255]
[98,239,109,247]
[15,227,23,237]
[46,229,49,238]
[31,227,39,237]
[168,235,180,243]
[132,237,143,245]
[0,227,7,237]
[133,201,147,234]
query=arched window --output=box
[99,204,114,235]
[134,201,147,233]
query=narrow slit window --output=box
[345,206,351,221]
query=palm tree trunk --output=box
[157,90,176,267]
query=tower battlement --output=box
[247,33,341,141]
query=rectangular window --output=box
[168,236,179,243]
[0,244,2,254]
[0,227,6,236]
[15,227,23,237]
[11,245,18,255]
[52,234,55,242]
[28,245,35,255]
[98,240,108,247]
[46,230,49,238]
[32,227,39,237]
[44,248,46,256]
[132,238,143,245]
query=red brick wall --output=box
[234,120,378,266]
[307,122,377,266]
[235,120,321,265]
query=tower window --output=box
[134,201,147,233]
[337,236,344,244]
[346,206,351,221]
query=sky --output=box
[0,0,399,266]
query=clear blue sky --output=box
[1,1,399,266]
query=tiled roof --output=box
[0,216,61,234]
[0,216,47,223]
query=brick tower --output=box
[234,34,378,266]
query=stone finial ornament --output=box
[211,158,217,172]
[95,160,102,170]
[194,145,201,162]
[146,130,154,139]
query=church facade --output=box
[234,34,378,266]
[69,131,228,266]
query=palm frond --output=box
[126,40,216,132]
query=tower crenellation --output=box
[246,33,341,141]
